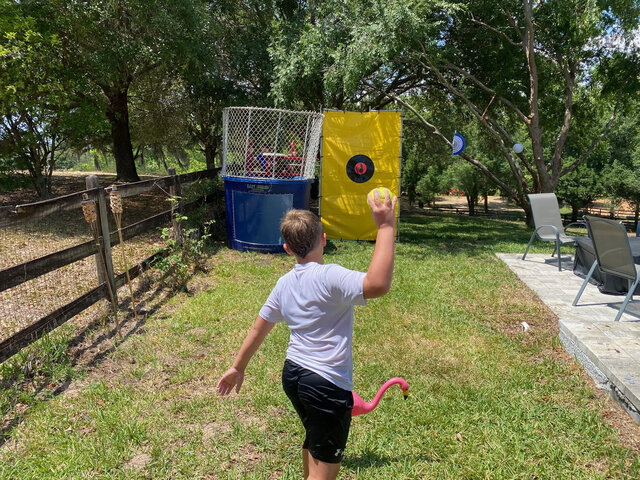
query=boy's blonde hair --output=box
[280,209,323,259]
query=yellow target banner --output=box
[320,111,402,240]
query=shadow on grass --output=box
[398,210,534,256]
[321,209,537,261]
[322,208,535,259]
[0,262,205,447]
[66,256,215,370]
[324,240,339,254]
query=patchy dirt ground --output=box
[0,171,160,207]
[431,194,522,214]
[0,170,223,338]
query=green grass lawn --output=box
[0,209,638,479]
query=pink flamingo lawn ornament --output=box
[351,377,409,417]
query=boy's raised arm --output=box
[217,315,275,396]
[363,190,397,299]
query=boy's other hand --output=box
[217,367,245,396]
[367,189,397,229]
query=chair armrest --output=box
[534,224,560,241]
[564,221,588,235]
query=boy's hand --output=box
[368,189,397,229]
[217,367,245,396]
[216,316,274,397]
[363,189,396,299]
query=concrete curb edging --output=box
[560,321,640,424]
[558,328,610,391]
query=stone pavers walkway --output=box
[497,253,640,424]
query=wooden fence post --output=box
[86,175,118,304]
[168,168,184,245]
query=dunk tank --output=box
[222,107,324,252]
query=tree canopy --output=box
[0,0,639,212]
[270,0,640,222]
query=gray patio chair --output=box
[522,193,587,271]
[573,215,640,321]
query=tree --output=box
[415,166,442,206]
[272,0,640,224]
[440,160,481,215]
[181,0,281,170]
[556,162,602,222]
[270,0,377,110]
[401,99,452,206]
[129,68,193,172]
[56,0,202,181]
[0,1,73,197]
[601,101,640,226]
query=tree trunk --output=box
[483,194,488,213]
[467,195,475,216]
[105,87,140,182]
[571,205,579,223]
[26,147,53,199]
[203,135,220,170]
[519,199,533,227]
[32,169,51,199]
[204,143,217,170]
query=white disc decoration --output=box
[513,143,524,154]
[452,132,466,155]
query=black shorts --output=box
[281,359,353,463]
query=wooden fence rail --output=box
[0,250,166,364]
[0,168,218,227]
[0,167,220,363]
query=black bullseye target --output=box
[346,154,375,183]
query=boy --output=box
[217,189,396,480]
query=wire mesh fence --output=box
[0,170,220,355]
[0,185,170,343]
[0,205,95,337]
[222,107,323,180]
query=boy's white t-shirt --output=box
[259,262,367,391]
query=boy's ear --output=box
[321,233,327,247]
[283,243,295,256]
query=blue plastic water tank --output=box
[223,176,313,253]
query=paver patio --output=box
[498,252,640,424]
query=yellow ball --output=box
[368,187,392,201]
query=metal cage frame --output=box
[222,107,324,181]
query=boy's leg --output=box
[306,451,341,480]
[283,361,313,478]
[302,448,310,479]
[298,371,352,479]
[282,360,352,479]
